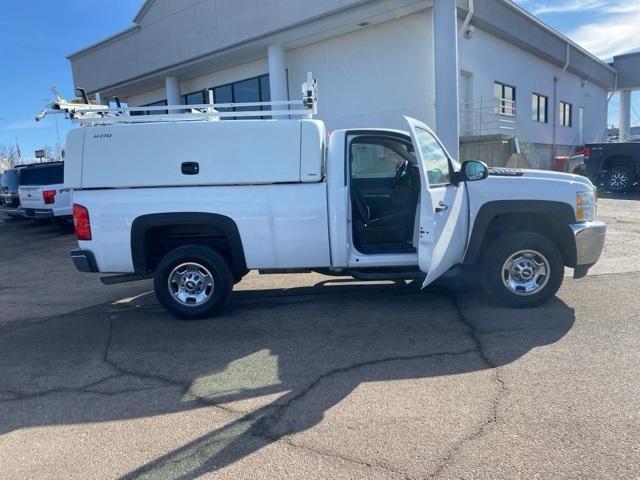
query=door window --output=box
[350,141,412,179]
[412,129,451,187]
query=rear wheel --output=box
[482,232,564,308]
[154,245,233,320]
[605,165,635,193]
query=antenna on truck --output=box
[35,73,319,126]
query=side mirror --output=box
[461,160,489,182]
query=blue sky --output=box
[1,0,638,161]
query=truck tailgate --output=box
[18,186,45,209]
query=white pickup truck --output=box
[41,81,605,319]
[17,161,72,223]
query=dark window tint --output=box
[131,99,168,116]
[2,169,20,189]
[210,74,271,119]
[532,93,548,123]
[213,84,233,117]
[494,81,516,116]
[20,164,64,185]
[560,101,572,127]
[183,91,205,105]
[233,77,261,119]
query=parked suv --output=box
[0,166,26,218]
[18,162,71,223]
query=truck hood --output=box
[466,167,597,218]
[489,167,595,190]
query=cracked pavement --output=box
[1,196,640,479]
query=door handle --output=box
[435,202,448,213]
[181,162,200,175]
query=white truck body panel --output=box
[65,119,325,190]
[465,170,595,235]
[74,183,332,273]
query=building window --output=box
[183,91,206,105]
[531,93,548,123]
[560,101,572,127]
[130,99,167,116]
[210,74,271,119]
[494,81,515,116]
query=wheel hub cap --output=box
[502,250,550,296]
[168,262,215,307]
[610,171,630,190]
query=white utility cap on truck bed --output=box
[63,119,325,189]
[37,74,324,189]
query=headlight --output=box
[576,190,596,222]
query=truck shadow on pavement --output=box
[0,280,575,478]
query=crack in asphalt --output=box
[428,290,508,480]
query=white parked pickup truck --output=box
[40,81,605,319]
[17,161,72,223]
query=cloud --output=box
[516,0,639,15]
[515,0,640,59]
[569,8,640,59]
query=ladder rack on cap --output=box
[36,73,318,126]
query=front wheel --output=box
[154,245,233,320]
[482,232,564,308]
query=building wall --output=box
[125,10,436,133]
[120,7,610,168]
[459,26,608,157]
[285,9,435,132]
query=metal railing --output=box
[460,98,541,169]
[36,73,318,126]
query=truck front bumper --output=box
[70,249,100,273]
[571,221,606,278]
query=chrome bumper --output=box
[570,221,606,278]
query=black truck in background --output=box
[584,139,640,193]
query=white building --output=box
[68,0,637,168]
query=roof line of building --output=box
[500,0,617,74]
[133,0,155,24]
[67,25,141,59]
[614,50,640,60]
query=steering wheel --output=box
[392,160,410,187]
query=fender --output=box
[463,200,577,265]
[130,212,247,277]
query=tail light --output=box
[583,146,590,159]
[73,203,92,240]
[43,190,56,205]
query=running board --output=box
[101,273,153,285]
[350,270,424,281]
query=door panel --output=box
[404,117,469,287]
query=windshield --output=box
[1,169,20,189]
[20,164,64,186]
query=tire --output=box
[153,245,233,320]
[605,165,635,193]
[482,232,564,308]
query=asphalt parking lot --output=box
[1,196,640,479]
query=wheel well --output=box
[603,156,635,173]
[131,213,248,281]
[477,213,576,267]
[144,224,233,271]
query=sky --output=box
[0,0,639,162]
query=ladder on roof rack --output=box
[36,73,318,126]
